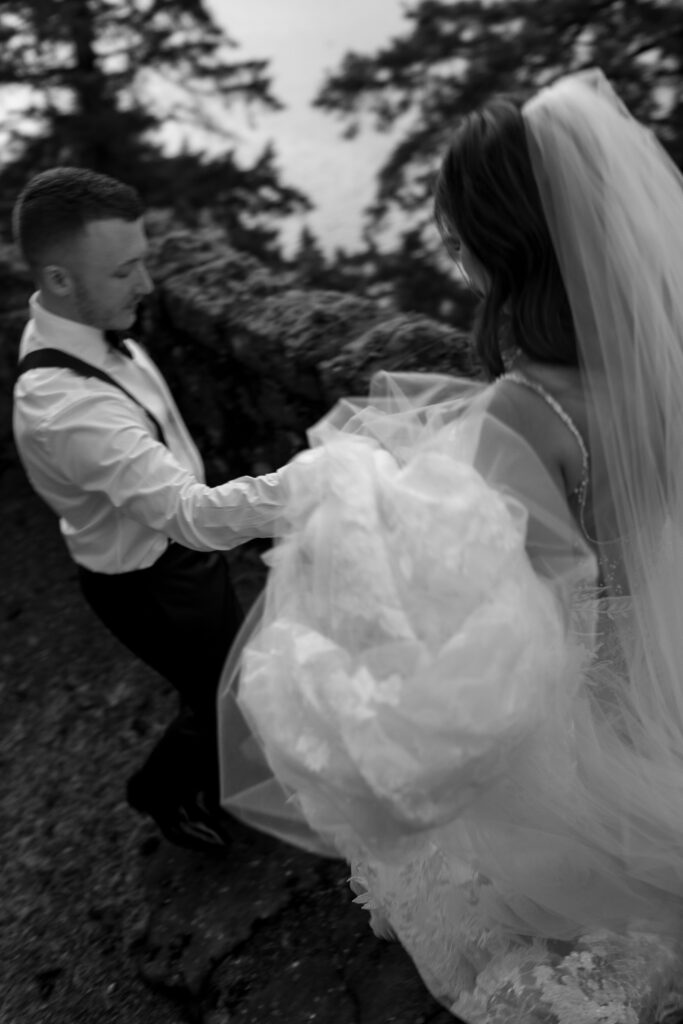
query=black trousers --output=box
[78,542,244,811]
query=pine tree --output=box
[315,0,683,231]
[0,0,310,256]
[291,226,330,288]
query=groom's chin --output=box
[111,307,139,331]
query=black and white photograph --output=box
[2,2,683,1023]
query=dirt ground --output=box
[1,465,456,1024]
[1,463,197,1023]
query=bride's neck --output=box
[509,351,581,389]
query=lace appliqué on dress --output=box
[349,842,683,1024]
[453,928,681,1024]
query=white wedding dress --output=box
[219,371,683,1024]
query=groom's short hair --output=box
[13,167,144,271]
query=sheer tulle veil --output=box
[524,70,683,734]
[520,70,683,916]
[523,68,683,582]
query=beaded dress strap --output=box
[498,371,590,530]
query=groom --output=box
[12,167,295,851]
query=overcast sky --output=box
[205,0,409,251]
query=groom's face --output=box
[66,217,154,331]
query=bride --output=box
[218,69,683,1022]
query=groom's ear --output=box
[43,264,72,296]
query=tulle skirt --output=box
[218,372,683,1020]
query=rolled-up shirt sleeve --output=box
[43,392,297,551]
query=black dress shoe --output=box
[127,780,234,853]
[153,793,235,852]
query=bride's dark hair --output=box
[434,96,578,379]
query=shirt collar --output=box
[24,292,119,370]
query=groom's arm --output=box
[35,391,305,551]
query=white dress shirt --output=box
[13,294,295,573]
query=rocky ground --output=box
[1,464,458,1024]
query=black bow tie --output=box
[104,329,133,358]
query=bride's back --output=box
[491,361,588,513]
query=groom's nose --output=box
[136,262,154,295]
